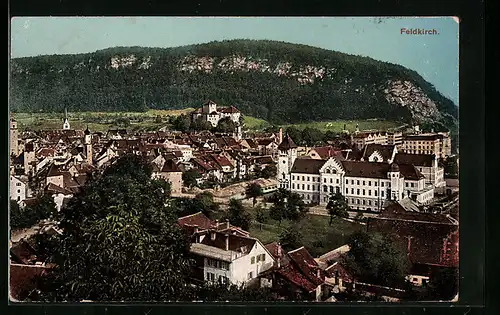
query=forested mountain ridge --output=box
[10,39,458,131]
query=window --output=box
[248,272,253,280]
[363,181,365,185]
[292,175,295,180]
[312,185,315,191]
[368,190,371,196]
[362,200,365,205]
[368,200,371,205]
[362,189,365,196]
[292,184,295,189]
[307,177,310,181]
[356,199,360,204]
[411,183,415,188]
[381,182,384,187]
[374,190,378,196]
[16,183,21,186]
[324,178,326,183]
[357,180,360,185]
[345,188,348,194]
[307,185,310,190]
[330,179,333,184]
[405,183,408,187]
[346,179,349,184]
[302,176,305,181]
[357,189,360,195]
[307,195,310,200]
[302,184,305,190]
[17,189,21,194]
[368,181,371,186]
[351,180,354,185]
[351,188,354,194]
[251,256,255,264]
[381,191,385,197]
[336,179,339,184]
[324,186,328,192]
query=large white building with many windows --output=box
[277,136,435,211]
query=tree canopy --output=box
[224,198,251,231]
[34,154,193,302]
[326,192,350,225]
[342,231,410,289]
[269,188,308,224]
[245,182,263,207]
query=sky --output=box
[10,17,459,104]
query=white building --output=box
[190,230,275,286]
[393,153,446,193]
[277,135,434,211]
[191,100,241,128]
[10,176,27,204]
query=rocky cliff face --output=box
[9,40,457,130]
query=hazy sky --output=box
[10,17,459,104]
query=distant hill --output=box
[9,39,458,132]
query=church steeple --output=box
[63,108,70,130]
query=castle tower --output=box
[10,117,18,156]
[63,108,71,130]
[84,125,93,165]
[24,142,36,175]
[277,133,298,189]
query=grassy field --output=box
[246,205,364,258]
[12,109,404,135]
[281,119,403,133]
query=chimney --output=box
[279,128,283,144]
[226,219,230,229]
[317,268,321,279]
[225,234,229,251]
[211,230,216,241]
[193,225,198,234]
[215,219,219,231]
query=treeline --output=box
[10,39,457,132]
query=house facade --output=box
[191,100,241,128]
[10,176,27,204]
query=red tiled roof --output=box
[10,241,37,265]
[219,106,240,114]
[277,263,318,293]
[200,232,256,254]
[37,148,56,158]
[177,212,215,231]
[160,159,181,173]
[287,246,324,287]
[325,262,354,282]
[278,134,297,150]
[211,154,234,168]
[291,158,327,174]
[45,183,73,195]
[393,153,435,167]
[310,146,345,160]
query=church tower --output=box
[84,125,93,165]
[10,116,18,156]
[277,133,298,189]
[63,108,71,130]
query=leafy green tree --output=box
[286,127,302,145]
[269,188,308,224]
[191,117,212,131]
[172,114,191,132]
[191,191,220,219]
[254,204,267,231]
[279,225,303,252]
[182,169,201,188]
[34,154,192,302]
[326,192,350,225]
[195,282,277,301]
[215,117,237,133]
[245,182,263,207]
[259,164,277,179]
[225,199,251,231]
[301,127,324,146]
[342,231,410,288]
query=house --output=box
[258,243,327,301]
[177,212,272,286]
[361,144,397,163]
[402,132,452,159]
[10,175,27,204]
[307,146,346,161]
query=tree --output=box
[182,169,201,188]
[10,194,57,230]
[342,231,410,288]
[259,164,277,179]
[191,191,220,219]
[195,281,277,301]
[225,199,251,231]
[245,182,263,207]
[279,225,303,252]
[301,127,324,146]
[172,114,191,132]
[326,192,350,225]
[254,204,267,231]
[286,127,302,145]
[215,117,237,133]
[269,188,308,224]
[191,117,212,131]
[34,154,193,302]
